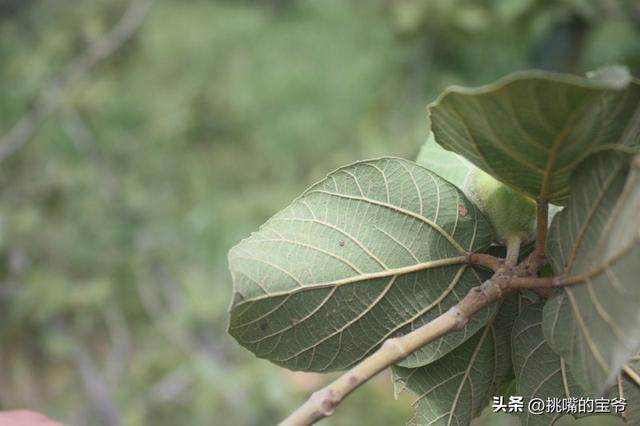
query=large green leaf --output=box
[542,151,640,395]
[228,157,495,371]
[428,70,640,204]
[416,132,473,189]
[513,302,640,425]
[392,295,519,426]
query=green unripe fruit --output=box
[463,166,536,244]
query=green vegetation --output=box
[229,69,640,425]
[1,1,638,425]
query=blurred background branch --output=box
[0,0,154,162]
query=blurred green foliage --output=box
[0,0,638,425]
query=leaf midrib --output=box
[539,97,590,201]
[230,255,468,307]
[563,159,627,273]
[273,266,471,365]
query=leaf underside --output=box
[513,302,640,426]
[543,151,640,395]
[429,70,640,204]
[228,158,495,371]
[393,295,520,426]
[226,71,640,422]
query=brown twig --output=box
[509,276,558,289]
[280,265,515,426]
[532,200,549,261]
[280,309,464,425]
[510,271,600,289]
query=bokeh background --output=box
[1,1,639,425]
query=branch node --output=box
[382,337,408,358]
[310,389,339,417]
[519,251,546,277]
[448,306,468,330]
[465,252,472,264]
[485,274,509,297]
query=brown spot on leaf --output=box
[290,318,300,326]
[458,205,468,217]
[349,375,359,386]
[260,322,268,331]
[338,240,345,247]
